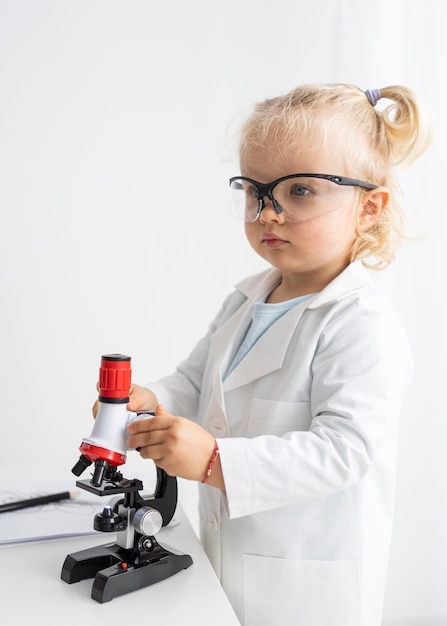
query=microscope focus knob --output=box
[133,506,163,537]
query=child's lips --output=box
[262,233,287,248]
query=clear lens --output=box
[230,176,357,223]
[230,178,260,222]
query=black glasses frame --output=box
[229,173,378,220]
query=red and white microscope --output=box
[61,354,193,602]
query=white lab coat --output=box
[149,261,412,626]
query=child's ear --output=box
[358,187,390,231]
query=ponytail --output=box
[375,85,433,168]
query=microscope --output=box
[61,354,193,603]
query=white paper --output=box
[0,478,105,546]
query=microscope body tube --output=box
[79,402,129,466]
[78,354,132,468]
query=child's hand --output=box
[126,384,158,413]
[92,384,157,417]
[126,405,221,484]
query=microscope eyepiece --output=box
[98,354,131,404]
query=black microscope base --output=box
[61,539,193,603]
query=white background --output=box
[0,1,445,624]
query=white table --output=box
[0,472,240,625]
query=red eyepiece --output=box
[98,354,131,403]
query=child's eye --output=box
[290,184,309,197]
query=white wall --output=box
[0,1,445,623]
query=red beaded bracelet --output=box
[201,441,220,483]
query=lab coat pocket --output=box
[247,398,312,437]
[243,554,360,626]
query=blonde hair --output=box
[239,83,433,269]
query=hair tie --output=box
[365,88,381,107]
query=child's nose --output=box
[258,197,285,223]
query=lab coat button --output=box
[208,418,226,436]
[207,512,218,533]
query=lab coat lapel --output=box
[209,268,281,396]
[204,296,254,433]
[222,301,308,391]
[210,295,255,382]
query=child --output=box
[125,83,432,625]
